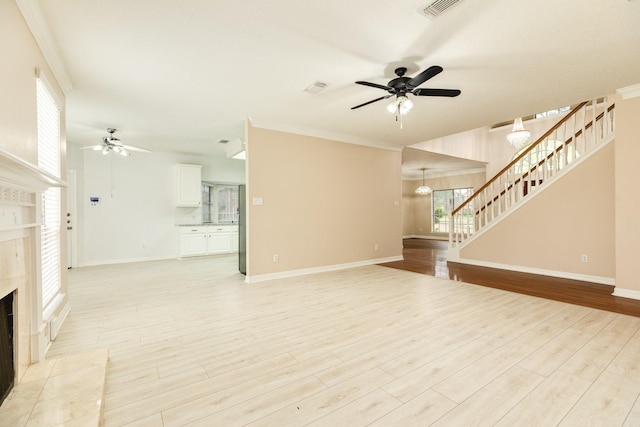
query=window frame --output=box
[36,72,62,310]
[431,187,474,234]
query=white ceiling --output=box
[38,0,640,167]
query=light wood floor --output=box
[48,255,640,426]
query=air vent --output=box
[218,139,229,144]
[420,0,462,18]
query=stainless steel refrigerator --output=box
[238,184,246,274]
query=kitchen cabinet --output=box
[175,164,202,207]
[178,225,238,258]
[208,226,232,254]
[179,226,208,257]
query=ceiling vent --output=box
[218,139,229,144]
[420,0,462,18]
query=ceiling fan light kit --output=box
[352,65,461,128]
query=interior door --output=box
[66,169,78,269]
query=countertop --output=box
[177,223,238,227]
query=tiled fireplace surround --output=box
[0,219,37,387]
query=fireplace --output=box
[0,292,14,406]
[0,149,68,401]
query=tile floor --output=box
[0,348,108,427]
[13,255,640,425]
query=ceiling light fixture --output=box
[304,81,327,94]
[387,96,414,129]
[225,139,246,160]
[415,168,432,195]
[507,117,531,149]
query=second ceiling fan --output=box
[82,128,151,156]
[351,65,461,116]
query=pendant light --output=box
[415,168,432,195]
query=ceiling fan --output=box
[81,128,151,156]
[351,65,461,118]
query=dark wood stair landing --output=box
[380,238,640,318]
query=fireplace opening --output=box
[0,292,15,406]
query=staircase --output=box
[449,97,616,257]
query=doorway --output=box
[66,169,78,269]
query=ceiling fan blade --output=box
[407,65,443,88]
[81,144,103,150]
[356,81,393,92]
[351,95,392,110]
[413,88,461,97]
[121,144,151,153]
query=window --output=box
[535,106,570,119]
[202,183,239,223]
[432,188,474,233]
[37,76,62,308]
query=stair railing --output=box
[449,97,615,250]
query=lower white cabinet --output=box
[179,225,238,258]
[208,226,232,254]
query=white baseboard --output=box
[448,256,615,286]
[612,287,640,300]
[50,300,71,341]
[245,256,404,284]
[80,255,176,267]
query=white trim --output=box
[612,288,640,300]
[248,117,402,152]
[16,0,73,92]
[42,293,64,322]
[0,146,66,190]
[49,300,70,341]
[447,255,615,286]
[245,256,404,283]
[617,83,640,100]
[80,255,176,267]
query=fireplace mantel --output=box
[0,146,65,192]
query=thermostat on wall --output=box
[89,196,100,206]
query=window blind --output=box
[37,77,62,308]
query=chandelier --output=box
[415,168,432,195]
[507,117,531,149]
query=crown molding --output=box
[248,117,402,152]
[617,83,640,100]
[16,0,72,93]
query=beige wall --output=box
[460,142,615,280]
[0,2,61,163]
[614,92,640,292]
[403,172,486,239]
[0,1,67,370]
[246,125,402,277]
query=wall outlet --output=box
[273,254,279,262]
[581,254,588,263]
[374,244,379,251]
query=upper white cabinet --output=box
[175,164,202,207]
